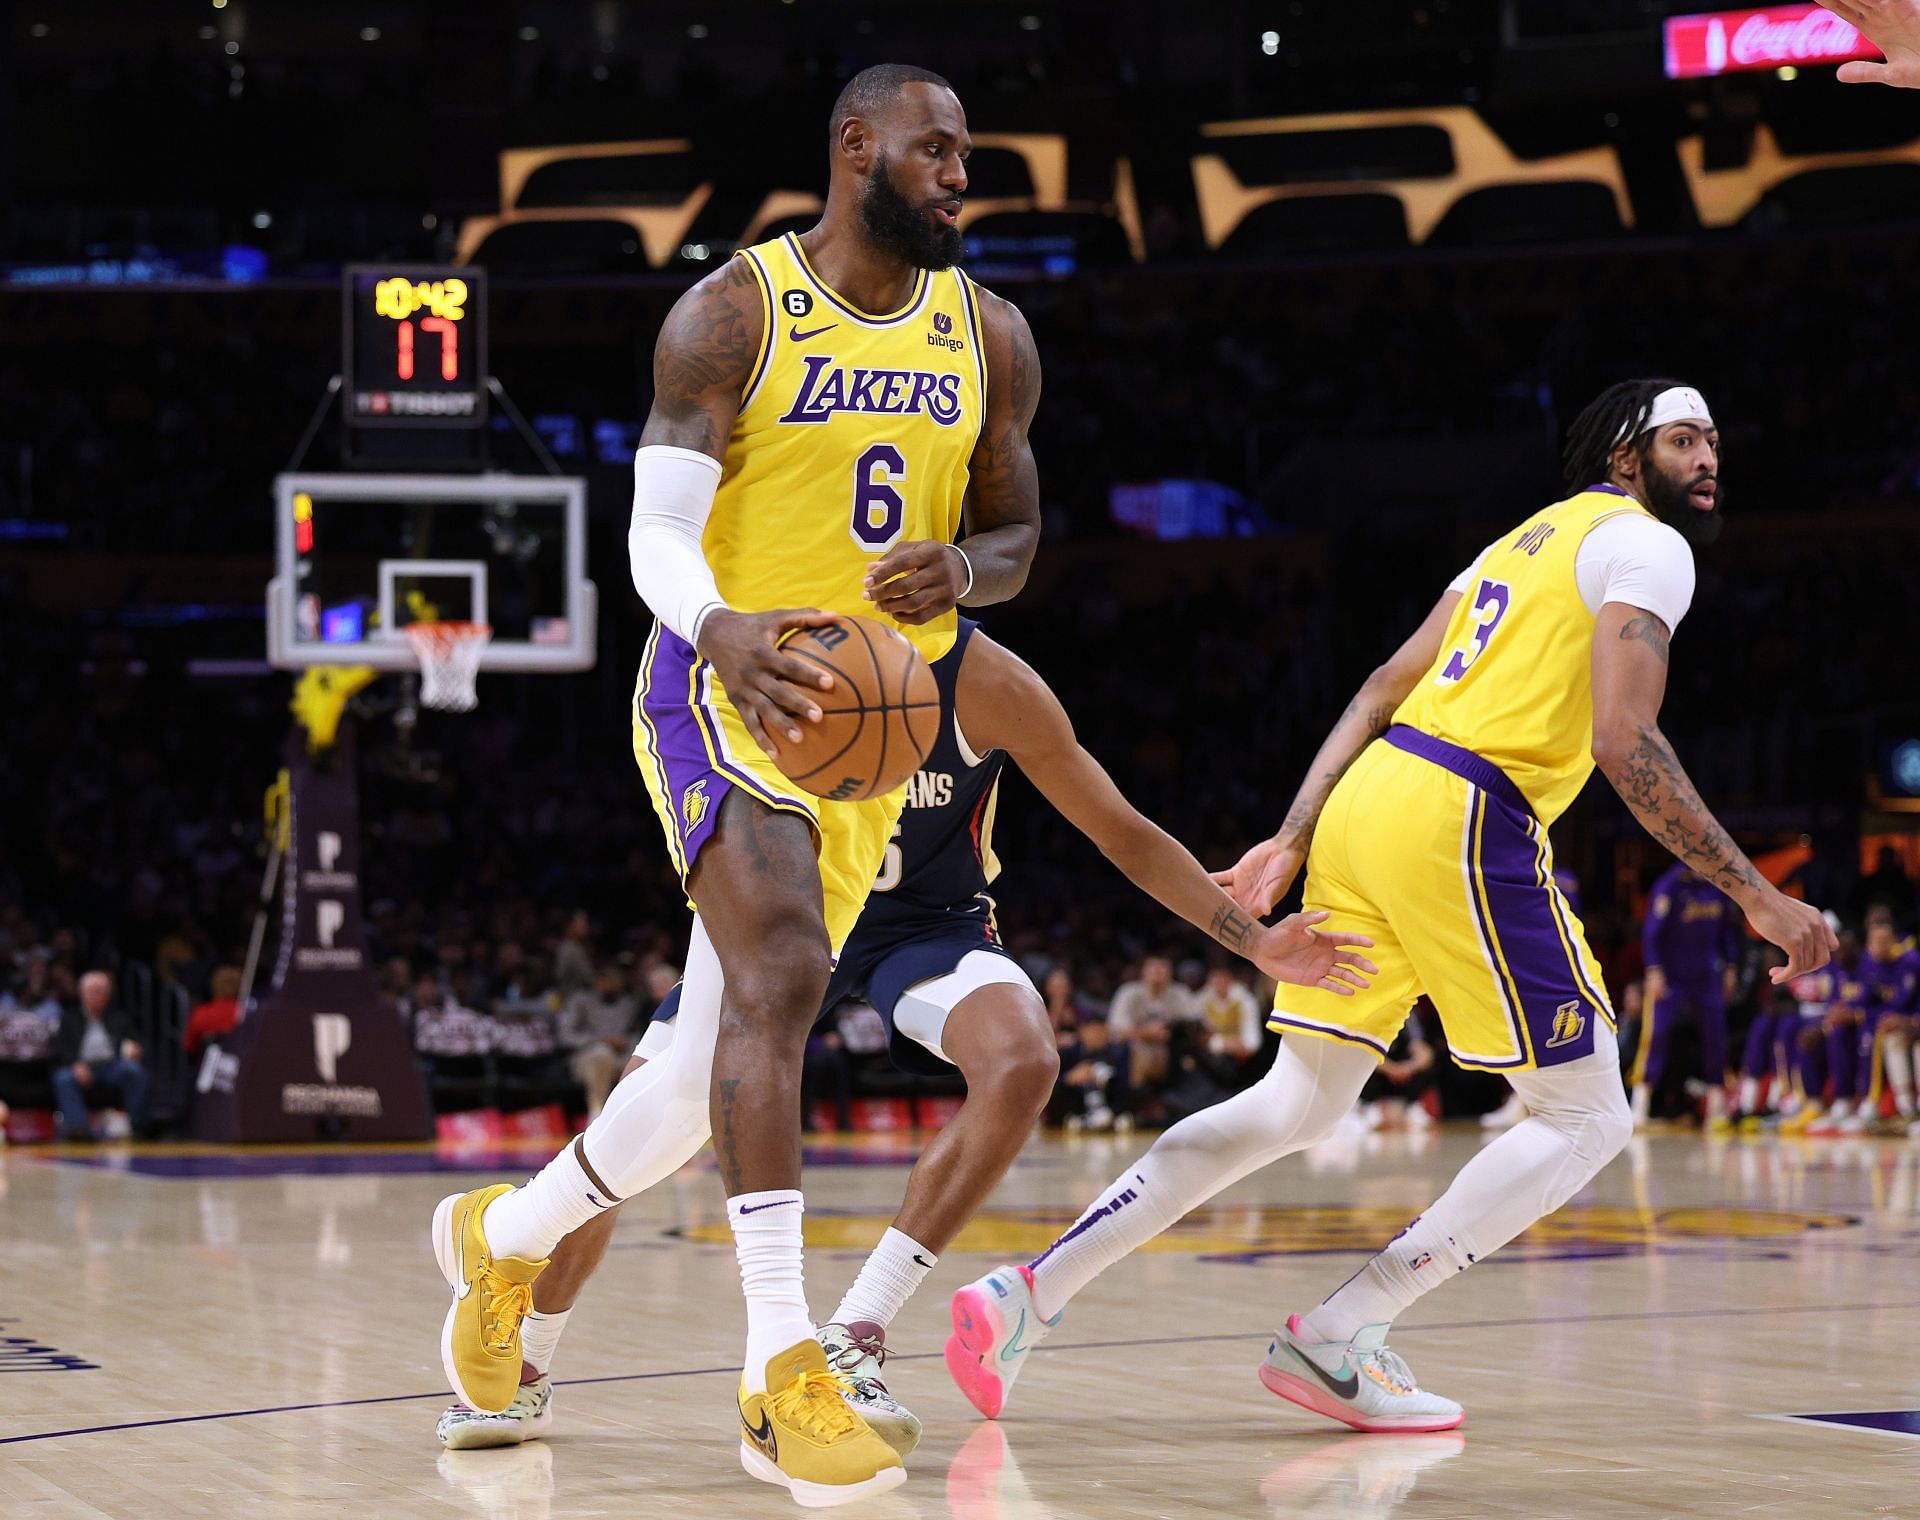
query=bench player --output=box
[947,380,1835,1433]
[434,616,1375,1452]
[429,64,1044,1506]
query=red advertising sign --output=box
[1663,5,1882,78]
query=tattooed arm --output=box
[960,633,1374,994]
[634,259,840,754]
[1592,601,1835,980]
[1213,588,1463,916]
[862,286,1043,623]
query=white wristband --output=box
[951,544,975,601]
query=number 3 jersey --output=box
[1392,485,1691,825]
[704,233,988,666]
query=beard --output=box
[1642,454,1723,545]
[859,154,964,271]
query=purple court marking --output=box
[7,1298,1918,1448]
[1774,1411,1920,1441]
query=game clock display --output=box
[343,264,487,428]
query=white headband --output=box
[1615,385,1713,444]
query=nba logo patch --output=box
[1546,999,1586,1048]
[682,779,710,834]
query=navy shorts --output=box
[651,925,1016,1077]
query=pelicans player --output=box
[948,380,1836,1433]
[431,65,1041,1506]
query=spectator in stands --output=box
[1042,964,1106,1035]
[562,961,640,1119]
[53,970,148,1141]
[1054,1016,1133,1131]
[1,956,62,1022]
[1359,1019,1438,1131]
[554,910,595,999]
[1108,953,1199,1094]
[1198,964,1263,1067]
[183,965,243,1054]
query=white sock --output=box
[479,919,724,1262]
[1027,1036,1374,1321]
[832,1227,936,1332]
[519,1308,570,1378]
[1738,1074,1759,1111]
[1884,1029,1916,1117]
[1307,1048,1631,1343]
[731,1190,812,1393]
[481,1139,609,1263]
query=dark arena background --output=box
[5,3,1919,1515]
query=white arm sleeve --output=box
[629,445,727,644]
[1574,514,1696,634]
[1447,541,1495,595]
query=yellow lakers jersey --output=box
[1394,487,1656,824]
[704,233,987,663]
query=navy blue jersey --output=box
[851,618,1007,947]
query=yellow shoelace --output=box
[483,1272,534,1354]
[768,1368,861,1440]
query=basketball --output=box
[774,615,940,801]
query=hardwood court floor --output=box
[5,1124,1918,1518]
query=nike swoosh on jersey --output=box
[789,323,837,342]
[1288,1343,1360,1399]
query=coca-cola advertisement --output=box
[1664,4,1883,79]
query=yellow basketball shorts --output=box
[631,623,902,956]
[1270,726,1616,1072]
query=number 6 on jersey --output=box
[1437,577,1511,684]
[852,443,907,550]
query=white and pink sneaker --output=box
[945,1265,1062,1419]
[1258,1316,1463,1433]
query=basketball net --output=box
[403,621,491,711]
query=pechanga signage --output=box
[1664,5,1880,78]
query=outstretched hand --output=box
[1251,911,1378,997]
[1210,837,1307,917]
[1820,1,1920,86]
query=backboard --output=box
[267,472,596,673]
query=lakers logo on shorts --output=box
[682,778,711,835]
[1545,999,1587,1049]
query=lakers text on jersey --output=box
[632,237,988,952]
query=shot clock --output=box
[343,264,487,430]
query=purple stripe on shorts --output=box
[1386,725,1530,815]
[639,627,735,876]
[1473,789,1603,1067]
[1464,788,1532,1068]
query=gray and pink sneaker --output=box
[1259,1316,1464,1433]
[945,1265,1062,1419]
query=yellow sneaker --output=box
[1780,1105,1820,1136]
[738,1339,906,1508]
[432,1184,548,1415]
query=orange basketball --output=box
[774,616,940,801]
